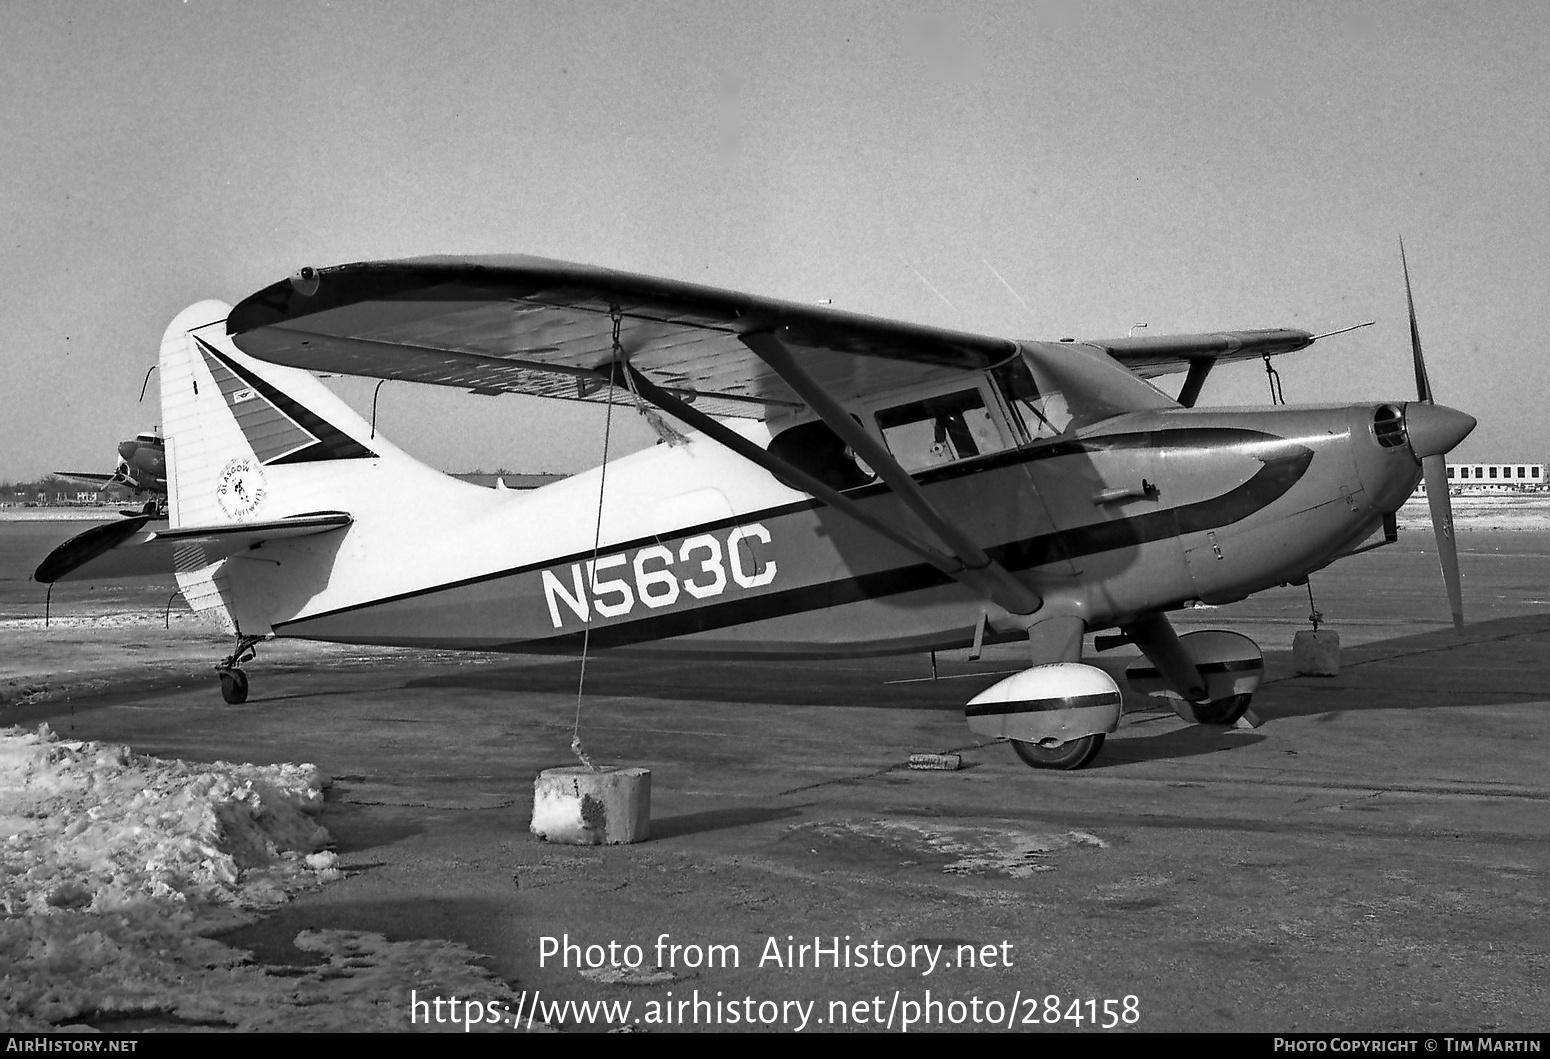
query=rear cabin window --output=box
[874,388,1005,472]
[767,419,875,491]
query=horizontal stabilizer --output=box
[34,512,352,584]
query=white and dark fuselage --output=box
[233,400,1419,659]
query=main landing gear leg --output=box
[1122,613,1208,704]
[216,634,263,705]
[1121,616,1264,725]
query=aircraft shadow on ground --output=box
[1088,722,1266,768]
[1078,613,1550,767]
[387,613,1550,772]
[407,613,1550,714]
[406,656,995,711]
[1254,612,1550,719]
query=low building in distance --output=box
[1415,462,1546,495]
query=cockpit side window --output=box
[874,388,1005,472]
[992,359,1070,440]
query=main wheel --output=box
[219,668,249,705]
[1009,733,1105,770]
[1191,694,1251,725]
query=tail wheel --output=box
[219,669,249,705]
[1009,733,1105,771]
[1191,694,1252,725]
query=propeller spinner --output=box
[1401,238,1475,630]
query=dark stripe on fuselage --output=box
[965,691,1121,717]
[275,432,1313,646]
[277,427,1307,627]
[500,446,1309,651]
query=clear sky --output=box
[3,0,1546,481]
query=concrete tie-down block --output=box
[1293,629,1341,676]
[531,766,651,845]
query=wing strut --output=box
[620,367,955,571]
[1176,358,1213,408]
[740,331,1042,617]
[620,362,1041,618]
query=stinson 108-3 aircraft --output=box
[36,251,1474,769]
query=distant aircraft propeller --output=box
[1401,237,1472,630]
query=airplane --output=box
[55,430,168,514]
[33,248,1474,769]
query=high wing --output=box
[227,255,1315,419]
[1082,329,1317,376]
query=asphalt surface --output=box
[5,524,1550,1033]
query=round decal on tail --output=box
[216,456,268,520]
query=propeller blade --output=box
[1402,238,1467,629]
[1422,453,1464,629]
[1400,236,1432,403]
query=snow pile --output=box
[0,724,541,1032]
[0,724,335,1029]
[0,723,331,917]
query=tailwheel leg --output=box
[216,635,263,705]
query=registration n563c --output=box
[541,523,777,628]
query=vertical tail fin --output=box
[159,300,408,529]
[156,301,464,635]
